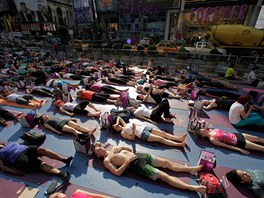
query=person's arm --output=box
[143,84,152,102]
[121,123,136,141]
[240,105,254,119]
[44,123,63,135]
[210,138,250,154]
[74,189,111,198]
[103,156,136,176]
[112,146,132,153]
[116,116,126,127]
[59,107,74,116]
[203,99,217,110]
[0,159,24,175]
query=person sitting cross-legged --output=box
[94,145,206,195]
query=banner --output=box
[0,0,10,12]
[96,0,116,12]
[13,0,52,23]
[73,0,93,28]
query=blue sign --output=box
[73,0,93,28]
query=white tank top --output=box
[62,102,76,111]
[6,94,20,102]
[123,123,144,138]
[134,106,151,118]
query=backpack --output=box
[17,111,38,128]
[110,109,131,123]
[197,172,226,198]
[20,131,46,146]
[118,92,129,108]
[100,112,114,129]
[198,150,216,173]
[73,133,92,155]
[188,118,213,132]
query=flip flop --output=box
[45,179,66,195]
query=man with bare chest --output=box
[94,145,206,195]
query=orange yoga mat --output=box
[0,99,47,109]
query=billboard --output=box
[255,5,264,29]
[73,0,93,28]
[13,0,52,23]
[96,0,116,12]
[0,0,10,12]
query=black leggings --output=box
[101,85,120,94]
[91,93,110,103]
[31,87,53,97]
[73,100,89,115]
[150,99,170,121]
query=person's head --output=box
[94,146,107,158]
[194,128,209,139]
[53,99,64,109]
[0,143,5,149]
[20,2,27,12]
[237,95,250,105]
[226,169,252,184]
[38,4,43,11]
[136,85,143,92]
[252,66,260,71]
[229,63,235,68]
[0,119,8,127]
[76,90,84,98]
[49,192,67,198]
[39,114,50,123]
[201,100,211,106]
[136,94,144,100]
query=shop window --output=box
[56,7,64,25]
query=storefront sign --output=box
[96,0,116,12]
[120,0,161,16]
[189,4,248,24]
[73,0,93,28]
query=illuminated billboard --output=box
[73,0,93,28]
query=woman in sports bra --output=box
[112,117,186,147]
[194,128,264,155]
[39,114,96,136]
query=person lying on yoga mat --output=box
[229,96,264,127]
[46,79,79,89]
[49,189,111,198]
[194,128,264,155]
[0,107,24,127]
[201,99,235,110]
[26,86,54,98]
[101,76,136,86]
[76,90,119,105]
[94,145,206,194]
[112,116,187,147]
[87,82,129,94]
[224,63,241,80]
[53,100,101,118]
[126,99,175,125]
[198,89,241,100]
[136,84,181,104]
[226,169,264,198]
[0,88,45,108]
[0,142,72,181]
[39,114,97,136]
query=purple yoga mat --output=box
[58,183,118,198]
[214,166,255,198]
[243,87,264,94]
[0,178,25,197]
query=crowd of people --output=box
[0,48,263,198]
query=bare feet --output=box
[190,165,204,175]
[89,128,97,134]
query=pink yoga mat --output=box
[243,87,264,94]
[58,183,118,198]
[214,166,255,198]
[0,178,25,197]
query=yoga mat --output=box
[0,109,23,127]
[107,130,187,153]
[58,183,118,198]
[243,87,264,94]
[61,79,80,85]
[0,178,26,198]
[0,99,47,109]
[169,99,189,110]
[214,166,255,198]
[88,144,191,193]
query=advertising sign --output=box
[0,0,10,12]
[73,0,93,28]
[255,6,264,29]
[14,0,52,23]
[96,0,116,12]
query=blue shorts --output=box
[141,126,152,141]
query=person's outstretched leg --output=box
[62,125,82,136]
[154,156,203,175]
[243,133,264,144]
[157,171,206,194]
[37,147,73,166]
[39,163,70,181]
[67,121,96,134]
[152,129,187,142]
[147,134,185,147]
[245,140,264,152]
